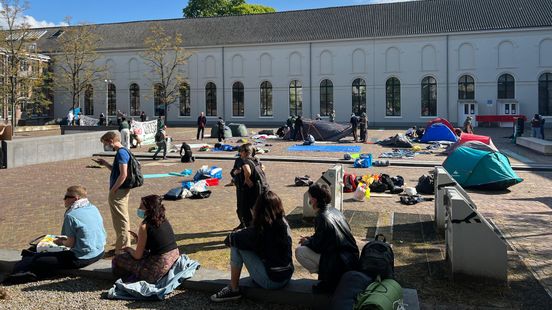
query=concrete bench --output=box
[0,249,419,309]
[516,137,552,155]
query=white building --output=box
[36,0,552,127]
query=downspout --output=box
[446,35,450,121]
[222,46,225,119]
[309,42,313,118]
[372,39,376,127]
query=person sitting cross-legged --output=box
[6,185,106,284]
[211,191,294,302]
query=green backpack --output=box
[354,278,403,310]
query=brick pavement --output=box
[0,126,551,308]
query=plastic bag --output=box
[353,183,368,202]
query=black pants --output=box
[237,187,259,227]
[197,127,204,140]
[13,249,104,277]
[218,130,224,142]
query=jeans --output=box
[532,127,543,139]
[14,250,103,277]
[295,246,321,274]
[230,247,290,289]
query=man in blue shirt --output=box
[7,186,105,283]
[94,131,133,255]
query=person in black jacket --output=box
[293,115,303,141]
[296,183,359,293]
[211,191,294,302]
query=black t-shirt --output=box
[145,220,178,255]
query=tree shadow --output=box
[21,276,112,293]
[508,197,552,209]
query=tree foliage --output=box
[183,0,275,18]
[54,17,106,117]
[140,23,192,121]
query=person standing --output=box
[94,132,134,255]
[116,110,123,127]
[67,110,74,126]
[140,111,147,122]
[359,112,368,142]
[197,112,207,140]
[294,115,304,141]
[153,126,168,160]
[157,115,165,131]
[119,117,131,149]
[531,114,542,139]
[350,113,359,142]
[99,113,106,126]
[463,116,474,134]
[217,116,226,142]
[329,110,336,123]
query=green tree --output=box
[183,0,275,18]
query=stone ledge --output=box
[517,137,552,155]
[0,249,419,309]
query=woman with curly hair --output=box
[112,195,179,283]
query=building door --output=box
[459,102,478,127]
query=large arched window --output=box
[320,79,333,116]
[458,75,475,100]
[84,84,93,115]
[108,83,116,116]
[421,76,437,116]
[232,81,244,117]
[352,78,366,115]
[205,82,217,116]
[386,77,401,116]
[498,74,515,99]
[129,83,140,116]
[289,80,302,116]
[539,73,552,116]
[260,81,272,117]
[154,83,165,116]
[179,83,190,116]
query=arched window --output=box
[154,83,165,116]
[539,73,552,116]
[352,78,366,115]
[129,83,140,116]
[320,79,333,116]
[205,82,217,116]
[179,83,190,116]
[232,81,244,117]
[421,76,437,116]
[458,75,475,100]
[386,78,401,116]
[108,83,116,116]
[260,81,272,117]
[84,84,93,115]
[289,80,302,116]
[498,74,515,99]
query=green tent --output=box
[443,146,523,190]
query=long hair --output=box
[308,183,332,210]
[141,195,166,228]
[252,191,285,230]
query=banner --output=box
[131,120,157,145]
[79,115,100,126]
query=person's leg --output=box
[238,249,289,289]
[112,252,142,281]
[196,127,201,140]
[201,127,204,139]
[295,246,321,274]
[153,144,161,159]
[109,188,131,252]
[162,141,167,159]
[211,247,243,302]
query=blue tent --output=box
[420,123,458,143]
[443,146,523,190]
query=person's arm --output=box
[302,218,329,253]
[92,158,113,171]
[243,162,253,188]
[125,223,147,260]
[56,216,77,248]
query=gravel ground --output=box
[0,276,306,310]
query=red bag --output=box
[343,173,358,193]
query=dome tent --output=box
[443,146,523,190]
[420,123,458,143]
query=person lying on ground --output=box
[6,185,105,284]
[211,191,294,302]
[112,195,180,284]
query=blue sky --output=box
[20,0,409,27]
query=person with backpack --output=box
[179,141,194,163]
[217,116,226,142]
[94,131,137,255]
[295,183,359,293]
[211,191,294,302]
[153,126,168,160]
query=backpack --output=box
[416,174,434,195]
[181,143,194,163]
[164,187,184,200]
[369,180,387,193]
[354,278,403,310]
[120,148,144,189]
[294,175,313,186]
[343,173,357,193]
[358,234,395,280]
[245,158,269,193]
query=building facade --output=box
[37,0,552,127]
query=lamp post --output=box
[104,79,112,126]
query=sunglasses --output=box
[64,195,76,200]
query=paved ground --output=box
[1,125,551,308]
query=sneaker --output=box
[4,271,37,285]
[210,285,241,302]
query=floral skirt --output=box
[112,248,180,283]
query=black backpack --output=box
[358,234,395,279]
[181,142,194,163]
[121,148,144,189]
[245,158,269,193]
[164,187,184,200]
[416,174,434,195]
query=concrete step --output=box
[1,249,419,309]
